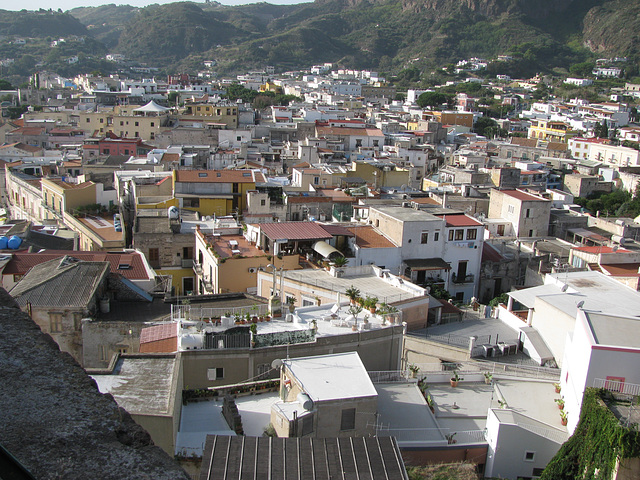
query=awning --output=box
[403,258,451,271]
[312,240,342,259]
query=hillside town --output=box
[2,60,640,480]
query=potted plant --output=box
[364,295,378,314]
[286,297,297,313]
[333,256,348,267]
[347,304,362,331]
[450,371,463,387]
[555,398,565,410]
[250,323,257,347]
[497,399,508,409]
[409,364,420,378]
[560,410,568,426]
[484,372,493,384]
[554,383,561,394]
[346,285,360,305]
[310,319,317,332]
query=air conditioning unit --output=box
[248,267,257,273]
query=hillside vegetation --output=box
[0,0,638,78]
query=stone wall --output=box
[0,288,190,479]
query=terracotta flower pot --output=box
[450,379,459,387]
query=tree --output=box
[569,61,595,78]
[0,79,12,90]
[594,120,609,139]
[417,91,449,109]
[473,116,499,137]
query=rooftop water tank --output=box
[0,237,8,249]
[8,235,22,249]
[168,206,180,219]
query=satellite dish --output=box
[271,358,283,369]
[561,285,568,292]
[196,321,204,331]
[576,301,585,309]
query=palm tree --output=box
[345,285,360,304]
[333,256,348,267]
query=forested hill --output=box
[1,0,638,77]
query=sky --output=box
[5,0,312,11]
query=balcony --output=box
[193,261,203,275]
[202,275,213,292]
[451,273,474,284]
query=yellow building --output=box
[41,178,98,223]
[260,82,283,94]
[180,103,239,129]
[77,110,169,142]
[173,170,266,217]
[429,111,474,129]
[194,228,300,295]
[528,119,578,142]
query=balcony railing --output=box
[182,259,194,269]
[452,273,474,284]
[193,261,203,275]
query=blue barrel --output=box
[0,237,8,249]
[8,235,22,249]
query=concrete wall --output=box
[485,409,562,479]
[82,320,145,369]
[180,325,404,390]
[404,335,470,365]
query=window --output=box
[525,208,531,218]
[524,451,536,462]
[421,232,428,244]
[233,183,239,193]
[135,121,139,127]
[150,122,155,127]
[467,229,477,240]
[207,367,224,380]
[100,345,106,362]
[508,205,515,214]
[184,198,200,208]
[73,313,83,331]
[529,229,534,237]
[257,363,270,379]
[118,347,128,355]
[86,118,90,123]
[260,199,266,206]
[532,468,544,477]
[448,230,454,241]
[313,176,319,185]
[49,313,63,333]
[237,136,242,142]
[99,118,104,124]
[434,232,439,241]
[183,247,194,260]
[148,248,159,263]
[455,229,464,240]
[340,408,356,431]
[355,139,362,148]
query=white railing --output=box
[402,361,560,381]
[593,378,640,397]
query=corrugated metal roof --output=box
[257,222,332,241]
[200,436,408,480]
[9,257,109,308]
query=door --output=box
[456,261,467,282]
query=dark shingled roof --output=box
[9,256,109,308]
[0,288,190,479]
[200,435,408,480]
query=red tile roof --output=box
[438,214,483,227]
[498,189,548,202]
[3,251,150,280]
[482,243,504,263]
[345,225,396,248]
[256,222,333,241]
[573,246,630,254]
